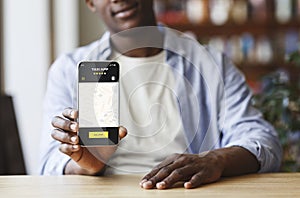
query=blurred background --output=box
[0,0,299,175]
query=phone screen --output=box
[78,61,119,146]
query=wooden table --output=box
[0,173,299,197]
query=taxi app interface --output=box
[78,61,119,146]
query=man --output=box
[40,0,282,190]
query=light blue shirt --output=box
[39,27,282,175]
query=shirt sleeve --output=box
[39,54,77,175]
[216,52,282,173]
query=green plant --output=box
[252,51,300,172]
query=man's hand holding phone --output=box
[51,108,127,175]
[78,61,120,146]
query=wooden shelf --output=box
[156,0,300,91]
[167,20,300,37]
[240,64,300,82]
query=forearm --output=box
[64,160,106,175]
[63,148,107,175]
[211,146,260,177]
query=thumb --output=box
[119,126,127,140]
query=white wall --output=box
[53,0,105,58]
[3,0,50,174]
[2,0,105,175]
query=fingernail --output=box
[70,111,75,117]
[72,145,79,149]
[143,181,152,188]
[156,182,166,189]
[184,182,192,189]
[70,123,76,131]
[70,136,77,143]
[139,179,147,186]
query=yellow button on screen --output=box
[89,131,109,139]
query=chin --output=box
[112,19,145,33]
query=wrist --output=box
[206,149,227,174]
[213,146,260,176]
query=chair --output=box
[0,94,26,175]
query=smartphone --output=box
[78,61,119,146]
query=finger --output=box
[156,166,195,190]
[140,154,181,188]
[52,116,78,132]
[140,169,160,188]
[141,166,173,189]
[62,108,78,121]
[119,126,127,140]
[143,162,187,189]
[184,172,205,189]
[140,156,174,185]
[142,153,179,180]
[59,143,81,156]
[51,129,79,145]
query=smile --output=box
[112,2,139,19]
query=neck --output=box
[119,48,163,57]
[110,27,164,57]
